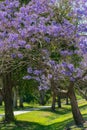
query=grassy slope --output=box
[0,106,4,114]
[0,99,87,130]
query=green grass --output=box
[0,99,87,130]
[0,106,4,114]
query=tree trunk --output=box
[68,82,84,126]
[0,95,3,106]
[39,90,45,105]
[51,90,56,111]
[19,95,23,108]
[3,73,14,123]
[66,96,69,105]
[13,87,18,108]
[0,89,3,106]
[51,79,57,111]
[57,96,61,108]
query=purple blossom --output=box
[12,44,19,49]
[38,85,49,91]
[67,64,74,72]
[18,53,23,59]
[18,40,26,47]
[48,74,52,79]
[49,60,55,66]
[44,37,50,43]
[61,62,67,67]
[70,77,75,82]
[41,75,45,80]
[23,75,32,80]
[25,44,31,49]
[11,53,16,58]
[60,50,73,56]
[27,67,33,74]
[33,70,41,75]
[33,77,40,82]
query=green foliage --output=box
[71,54,82,67]
[19,0,31,4]
[51,52,61,62]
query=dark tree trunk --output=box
[51,90,56,111]
[3,73,14,123]
[19,95,23,108]
[57,96,61,108]
[0,89,3,105]
[0,80,3,106]
[13,87,18,108]
[51,79,56,111]
[68,82,84,126]
[66,96,69,105]
[39,90,45,105]
[0,96,3,106]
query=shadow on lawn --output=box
[0,112,87,130]
[0,103,87,130]
[38,107,71,115]
[0,118,74,130]
[79,104,87,110]
[14,106,34,111]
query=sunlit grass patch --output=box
[0,99,87,129]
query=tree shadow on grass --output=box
[38,107,71,115]
[0,118,74,130]
[14,106,34,111]
[79,104,87,110]
[0,104,87,130]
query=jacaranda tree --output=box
[0,0,87,125]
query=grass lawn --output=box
[0,99,87,130]
[0,105,4,114]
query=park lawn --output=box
[0,105,4,114]
[0,99,87,130]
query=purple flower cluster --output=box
[60,62,83,82]
[24,67,49,90]
[0,0,87,89]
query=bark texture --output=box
[39,90,45,105]
[51,90,56,111]
[51,79,56,111]
[66,97,69,105]
[13,87,18,108]
[19,94,24,108]
[3,73,14,122]
[57,96,61,108]
[68,82,84,126]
